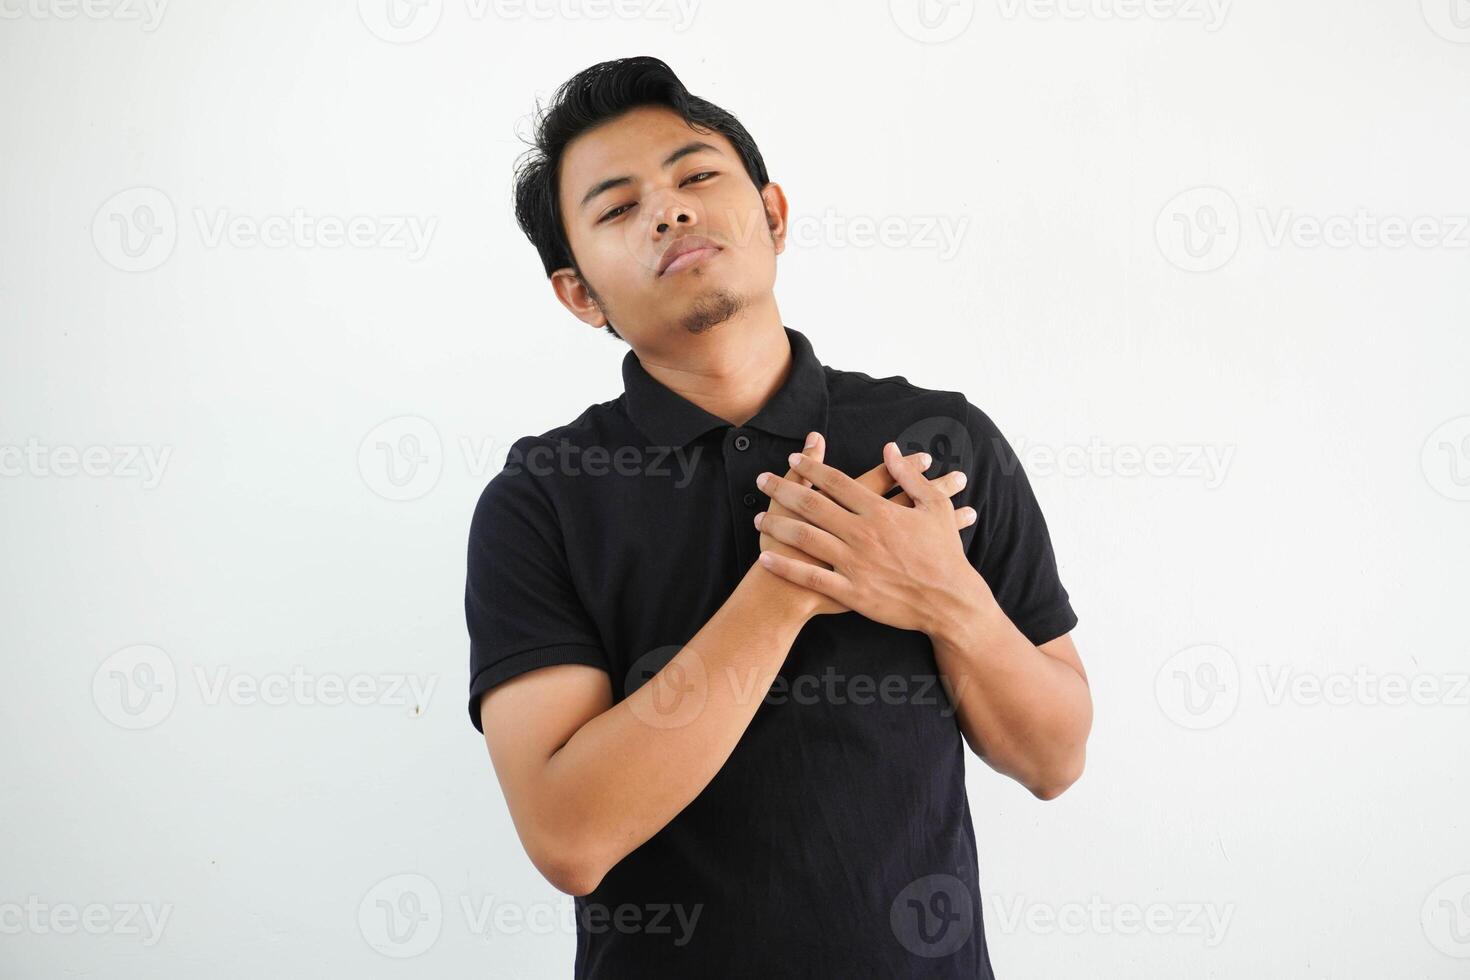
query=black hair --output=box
[511,56,772,340]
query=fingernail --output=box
[804,432,818,449]
[754,512,764,528]
[756,472,771,488]
[787,451,802,467]
[920,453,932,468]
[954,471,967,488]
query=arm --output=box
[752,436,1092,800]
[480,560,815,896]
[926,577,1091,800]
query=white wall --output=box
[3,1,1468,976]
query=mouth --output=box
[657,237,723,278]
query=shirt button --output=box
[733,433,751,451]
[742,492,760,508]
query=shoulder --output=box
[825,362,1013,476]
[469,395,628,525]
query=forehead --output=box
[558,105,735,212]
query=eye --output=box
[598,203,633,224]
[597,173,719,224]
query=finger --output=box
[755,470,860,539]
[784,451,886,515]
[754,511,846,566]
[886,493,973,529]
[786,431,823,485]
[756,550,856,607]
[852,449,927,500]
[882,441,946,508]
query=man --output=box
[467,56,1092,979]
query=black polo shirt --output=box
[465,325,1077,979]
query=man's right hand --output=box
[758,432,975,617]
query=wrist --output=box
[927,567,1002,651]
[744,560,820,625]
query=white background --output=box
[3,1,1469,976]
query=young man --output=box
[466,56,1092,979]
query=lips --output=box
[657,235,722,277]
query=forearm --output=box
[929,569,1091,799]
[539,562,814,890]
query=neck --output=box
[634,295,791,428]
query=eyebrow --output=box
[578,140,724,212]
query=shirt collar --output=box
[621,325,831,448]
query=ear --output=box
[760,182,789,256]
[550,267,608,330]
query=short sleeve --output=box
[958,398,1078,646]
[465,438,610,732]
